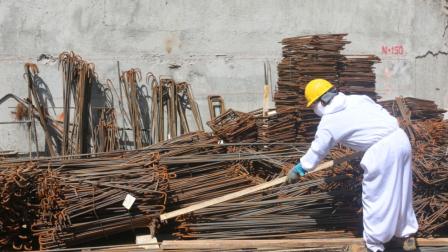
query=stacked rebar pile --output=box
[121,68,151,148]
[0,150,168,250]
[24,63,62,156]
[92,108,120,153]
[163,143,304,209]
[273,35,382,143]
[143,131,254,210]
[34,151,167,250]
[379,97,447,121]
[157,133,309,233]
[151,78,203,144]
[275,34,349,109]
[207,109,258,143]
[0,162,39,250]
[275,34,349,143]
[338,55,381,100]
[411,119,448,236]
[22,52,120,156]
[59,52,97,155]
[256,108,301,143]
[174,181,361,240]
[171,148,363,240]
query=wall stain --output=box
[165,38,173,54]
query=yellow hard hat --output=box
[304,79,334,107]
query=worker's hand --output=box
[286,163,307,184]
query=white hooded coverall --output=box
[300,93,418,252]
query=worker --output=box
[286,79,419,252]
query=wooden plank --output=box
[161,238,448,250]
[417,238,448,247]
[161,238,362,249]
[160,160,334,221]
[160,176,286,221]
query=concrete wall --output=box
[0,0,447,152]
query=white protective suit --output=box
[300,93,418,252]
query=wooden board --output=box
[160,160,334,221]
[161,238,448,250]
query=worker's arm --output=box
[300,128,336,171]
[286,128,336,184]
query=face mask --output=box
[312,101,325,117]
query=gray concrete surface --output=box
[0,0,447,152]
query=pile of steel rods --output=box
[151,78,204,144]
[35,152,167,249]
[92,108,120,153]
[172,161,362,240]
[167,162,258,209]
[22,52,119,156]
[275,34,349,109]
[16,52,207,156]
[273,34,381,142]
[0,149,168,250]
[59,52,97,155]
[379,97,447,121]
[338,55,381,100]
[207,109,258,143]
[0,162,39,250]
[411,119,448,236]
[256,108,301,143]
[121,68,151,148]
[24,63,61,156]
[158,131,305,209]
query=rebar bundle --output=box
[121,68,151,148]
[275,34,349,109]
[24,63,60,156]
[59,52,97,155]
[174,190,361,240]
[410,119,448,236]
[379,97,447,121]
[34,152,166,249]
[207,109,258,143]
[274,35,381,143]
[0,149,168,250]
[338,55,381,100]
[151,77,203,143]
[92,108,120,153]
[208,95,226,120]
[256,108,301,143]
[159,135,260,209]
[275,34,348,143]
[171,152,363,240]
[164,144,308,210]
[0,162,39,250]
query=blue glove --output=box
[286,163,307,184]
[293,163,307,176]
